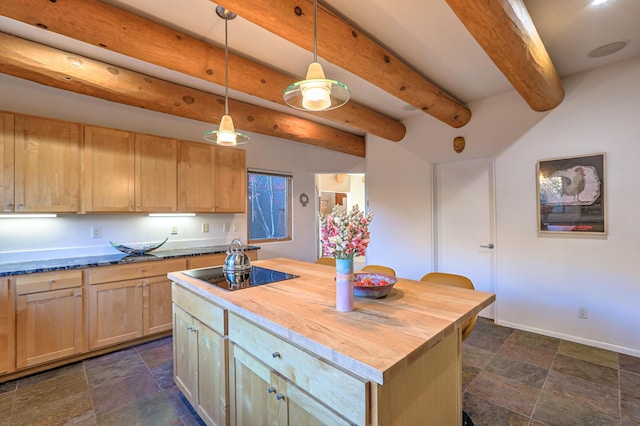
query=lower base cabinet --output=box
[15,271,84,369]
[86,259,184,349]
[0,278,15,374]
[172,284,228,426]
[229,343,353,426]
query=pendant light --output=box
[283,0,350,111]
[204,7,249,146]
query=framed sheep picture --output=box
[537,153,606,235]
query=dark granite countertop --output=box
[0,245,260,277]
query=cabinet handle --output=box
[4,203,13,209]
[272,352,281,359]
[267,387,276,394]
[276,393,285,401]
[187,325,197,332]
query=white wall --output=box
[494,57,640,356]
[365,56,640,357]
[0,73,364,263]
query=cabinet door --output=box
[215,146,246,213]
[195,317,228,426]
[178,140,216,212]
[135,133,177,212]
[230,343,350,426]
[83,126,135,212]
[14,115,80,212]
[88,279,143,349]
[0,112,14,212]
[143,275,173,335]
[173,304,197,402]
[0,278,15,374]
[283,377,353,426]
[229,342,271,426]
[16,287,83,369]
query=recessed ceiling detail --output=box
[588,41,629,58]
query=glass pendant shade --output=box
[204,7,248,146]
[204,114,248,146]
[284,62,350,111]
[283,0,350,112]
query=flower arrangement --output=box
[319,205,373,260]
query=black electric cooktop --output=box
[183,265,299,291]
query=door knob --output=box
[480,243,495,249]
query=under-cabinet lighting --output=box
[148,213,196,217]
[0,213,57,218]
[591,0,609,5]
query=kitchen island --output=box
[169,258,495,426]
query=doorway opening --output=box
[315,173,366,269]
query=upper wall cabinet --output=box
[178,141,246,213]
[0,112,14,213]
[215,146,246,213]
[13,115,80,212]
[83,126,177,213]
[135,134,177,213]
[83,126,135,212]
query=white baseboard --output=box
[495,319,640,358]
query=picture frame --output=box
[537,153,606,235]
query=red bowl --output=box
[353,273,397,298]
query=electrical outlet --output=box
[170,225,178,235]
[222,223,226,232]
[91,227,101,239]
[578,306,589,319]
[202,223,209,233]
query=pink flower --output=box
[319,205,373,260]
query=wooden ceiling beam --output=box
[0,32,365,157]
[215,0,472,128]
[0,0,404,142]
[445,0,564,111]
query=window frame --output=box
[247,169,293,244]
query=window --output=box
[248,170,292,243]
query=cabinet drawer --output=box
[172,283,225,335]
[186,254,226,270]
[86,258,186,284]
[229,313,367,424]
[16,269,82,295]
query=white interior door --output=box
[434,158,496,319]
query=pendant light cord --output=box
[224,16,229,116]
[313,0,318,62]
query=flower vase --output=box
[335,258,354,312]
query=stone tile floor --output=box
[0,319,638,425]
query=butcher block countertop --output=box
[168,257,495,385]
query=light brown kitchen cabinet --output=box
[87,278,143,349]
[86,258,185,350]
[83,125,135,212]
[13,114,81,212]
[135,133,178,212]
[173,283,228,426]
[228,313,365,426]
[178,141,246,213]
[143,274,173,335]
[229,343,352,426]
[83,126,177,212]
[0,277,15,374]
[215,145,246,213]
[15,270,84,369]
[0,112,14,212]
